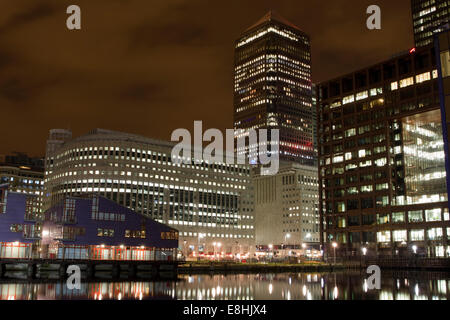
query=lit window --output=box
[408,210,423,223]
[377,231,391,243]
[410,229,424,241]
[415,72,431,83]
[425,208,441,222]
[392,212,405,223]
[399,77,414,88]
[428,228,443,240]
[342,95,355,105]
[356,91,368,101]
[440,51,450,78]
[391,81,398,91]
[393,230,407,242]
[375,158,387,167]
[333,156,344,164]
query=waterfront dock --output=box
[178,258,450,274]
[0,259,179,280]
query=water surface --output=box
[1,271,449,300]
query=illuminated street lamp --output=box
[197,233,204,261]
[213,242,221,261]
[412,245,418,254]
[301,243,307,259]
[332,242,338,265]
[361,247,367,267]
[285,233,291,242]
[268,244,273,261]
[362,247,367,256]
[285,234,291,257]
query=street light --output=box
[285,233,291,242]
[332,242,338,265]
[301,243,307,259]
[285,234,291,258]
[268,244,273,261]
[217,242,222,260]
[412,245,417,254]
[197,233,204,261]
[361,247,367,267]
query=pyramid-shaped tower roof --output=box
[245,10,301,32]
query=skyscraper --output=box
[233,11,315,165]
[411,0,450,47]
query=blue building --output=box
[41,195,179,261]
[0,184,179,261]
[0,184,41,259]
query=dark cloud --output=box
[0,0,413,157]
[0,79,29,102]
[0,3,56,35]
[118,82,168,103]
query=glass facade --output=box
[318,45,450,258]
[401,110,447,205]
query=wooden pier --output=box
[0,259,180,280]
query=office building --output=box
[0,184,178,261]
[0,184,42,259]
[0,152,44,213]
[436,29,450,207]
[412,0,450,47]
[41,194,178,261]
[253,161,320,250]
[317,45,450,258]
[233,11,315,165]
[44,128,255,259]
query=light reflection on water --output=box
[1,271,449,300]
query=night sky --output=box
[0,0,413,157]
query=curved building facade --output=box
[44,129,255,258]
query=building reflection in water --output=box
[0,272,449,300]
[0,281,176,300]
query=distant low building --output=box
[0,152,44,213]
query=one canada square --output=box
[233,11,315,165]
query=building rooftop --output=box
[245,10,301,32]
[0,152,44,173]
[57,128,177,150]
